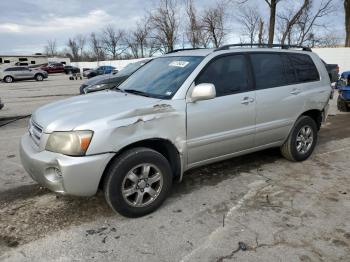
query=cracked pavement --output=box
[0,76,350,261]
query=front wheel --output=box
[280,116,318,162]
[35,74,44,81]
[4,76,13,83]
[103,147,173,217]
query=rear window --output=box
[250,53,288,89]
[288,54,319,83]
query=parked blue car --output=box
[337,77,350,112]
[86,65,117,79]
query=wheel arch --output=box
[99,138,182,189]
[300,109,322,130]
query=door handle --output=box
[241,97,255,105]
[290,88,301,95]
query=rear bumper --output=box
[20,133,114,196]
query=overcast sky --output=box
[0,0,345,55]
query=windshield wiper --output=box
[124,89,152,97]
[112,86,126,93]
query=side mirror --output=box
[191,83,216,102]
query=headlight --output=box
[46,131,93,156]
[87,83,107,92]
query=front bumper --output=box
[19,133,114,196]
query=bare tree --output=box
[101,25,126,59]
[237,7,261,45]
[278,0,310,45]
[76,34,86,60]
[201,2,226,48]
[67,38,79,61]
[44,39,57,57]
[345,0,350,46]
[294,0,336,46]
[90,32,105,61]
[185,0,202,48]
[149,0,179,53]
[265,0,282,45]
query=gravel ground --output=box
[0,75,349,261]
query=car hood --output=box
[32,91,162,133]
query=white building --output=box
[0,54,70,67]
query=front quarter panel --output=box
[77,99,187,158]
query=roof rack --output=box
[215,43,312,52]
[166,48,207,54]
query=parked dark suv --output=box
[80,60,151,94]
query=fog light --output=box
[45,167,63,182]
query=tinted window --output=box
[19,58,28,61]
[250,53,287,89]
[288,54,319,82]
[281,54,298,84]
[195,55,250,97]
[31,61,36,64]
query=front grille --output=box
[29,118,43,146]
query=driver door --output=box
[186,54,256,166]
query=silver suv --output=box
[0,66,48,83]
[20,45,331,217]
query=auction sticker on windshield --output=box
[169,61,189,68]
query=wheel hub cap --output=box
[122,164,163,207]
[296,125,313,154]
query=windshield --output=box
[119,56,203,99]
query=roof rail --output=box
[215,43,312,52]
[166,48,206,54]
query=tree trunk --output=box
[268,0,277,46]
[281,0,310,46]
[345,0,350,47]
[258,18,264,45]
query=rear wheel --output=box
[103,147,173,217]
[35,74,44,81]
[280,116,318,161]
[4,76,13,83]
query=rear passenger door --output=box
[250,52,306,147]
[186,54,256,165]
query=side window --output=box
[288,54,319,83]
[195,55,250,97]
[281,54,298,84]
[250,53,287,90]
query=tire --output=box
[35,74,44,81]
[4,76,13,83]
[337,97,349,112]
[280,116,318,162]
[103,147,173,218]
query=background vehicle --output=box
[0,66,48,83]
[20,45,331,218]
[0,98,4,110]
[64,65,80,74]
[322,59,339,83]
[80,60,151,94]
[85,65,117,78]
[40,63,64,73]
